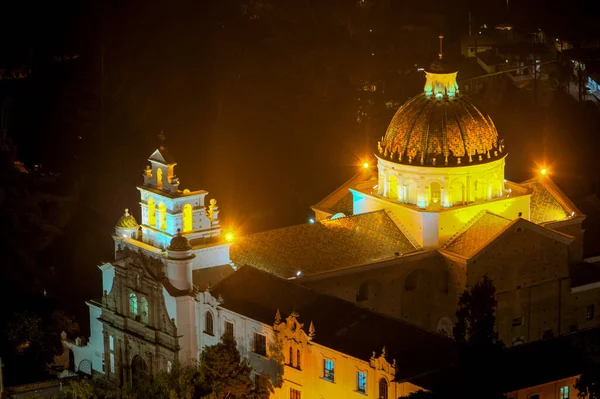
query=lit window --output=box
[357,371,367,393]
[129,292,138,316]
[512,317,524,327]
[183,204,193,232]
[224,321,234,338]
[290,388,301,399]
[140,296,148,324]
[324,359,335,382]
[560,386,570,399]
[205,312,214,335]
[108,335,115,374]
[253,333,267,356]
[587,305,595,320]
[167,360,173,374]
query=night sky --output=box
[2,0,600,321]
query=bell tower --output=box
[137,137,221,250]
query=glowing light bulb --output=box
[363,162,369,169]
[309,218,315,224]
[540,168,547,176]
[225,233,234,242]
[296,271,302,277]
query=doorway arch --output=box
[131,355,148,386]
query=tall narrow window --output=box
[357,371,367,394]
[224,321,234,338]
[379,378,388,399]
[205,312,214,335]
[560,386,570,399]
[129,292,138,316]
[587,304,595,320]
[296,349,301,370]
[183,204,193,232]
[253,333,266,356]
[290,388,301,399]
[140,296,148,324]
[147,198,156,227]
[289,346,293,366]
[158,202,167,230]
[323,359,335,382]
[156,168,163,190]
[109,335,115,374]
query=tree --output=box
[454,274,503,348]
[199,333,272,399]
[453,275,506,399]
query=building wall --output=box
[197,292,421,399]
[467,226,571,344]
[506,376,577,399]
[301,253,462,334]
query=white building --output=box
[65,145,454,398]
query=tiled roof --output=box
[210,266,457,379]
[192,264,235,291]
[443,212,512,258]
[520,178,572,224]
[230,210,419,278]
[149,146,177,165]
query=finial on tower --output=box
[124,208,130,217]
[158,131,166,147]
[438,35,444,60]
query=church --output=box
[65,52,600,396]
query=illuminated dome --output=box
[375,53,508,211]
[116,209,138,228]
[377,63,505,167]
[168,230,192,251]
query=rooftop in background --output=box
[230,210,419,278]
[210,266,457,380]
[520,176,582,225]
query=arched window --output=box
[140,296,148,324]
[379,378,388,399]
[296,349,301,369]
[289,346,293,366]
[357,279,381,302]
[148,198,156,227]
[156,168,163,190]
[158,202,167,230]
[429,181,441,205]
[129,292,138,316]
[388,175,399,200]
[131,355,148,386]
[183,204,193,232]
[166,360,173,374]
[405,270,421,292]
[205,312,214,335]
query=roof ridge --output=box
[240,210,390,239]
[442,210,488,249]
[383,209,422,251]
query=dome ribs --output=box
[380,93,503,167]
